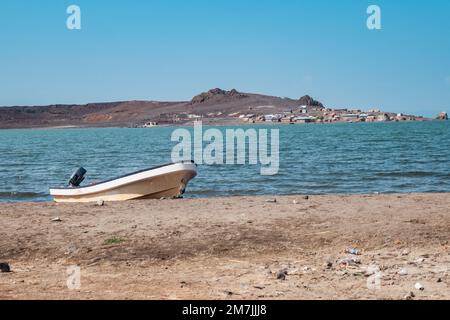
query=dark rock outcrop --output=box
[190,88,247,105]
[298,95,324,108]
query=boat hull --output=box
[49,162,197,203]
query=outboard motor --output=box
[68,167,87,187]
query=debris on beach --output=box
[415,257,425,264]
[292,199,298,204]
[414,282,425,291]
[265,199,277,203]
[346,248,361,255]
[303,195,309,200]
[0,262,11,273]
[437,278,443,283]
[51,217,62,222]
[96,200,105,206]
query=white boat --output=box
[49,162,197,203]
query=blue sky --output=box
[0,0,449,116]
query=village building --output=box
[294,116,316,123]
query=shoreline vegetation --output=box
[0,88,447,130]
[0,193,449,299]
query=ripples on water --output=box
[0,121,449,202]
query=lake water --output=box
[0,121,449,202]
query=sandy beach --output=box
[0,193,449,300]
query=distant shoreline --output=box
[0,118,442,131]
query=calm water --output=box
[0,121,449,202]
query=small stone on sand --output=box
[398,268,408,276]
[276,269,288,280]
[0,262,11,273]
[276,272,286,280]
[404,291,415,300]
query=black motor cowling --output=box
[68,167,87,187]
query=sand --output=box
[0,193,449,300]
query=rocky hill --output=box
[298,95,324,108]
[0,89,436,129]
[190,88,248,105]
[0,89,325,129]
